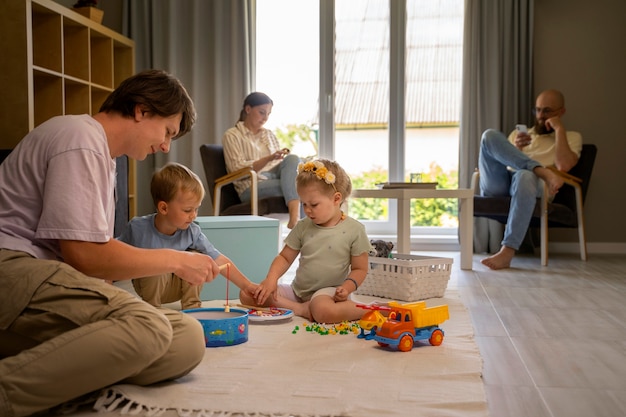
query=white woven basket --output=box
[356,254,453,301]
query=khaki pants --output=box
[0,250,206,417]
[132,273,202,310]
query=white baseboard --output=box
[366,233,626,255]
[549,242,626,255]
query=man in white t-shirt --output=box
[0,70,219,417]
[477,89,582,270]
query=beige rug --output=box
[92,290,487,417]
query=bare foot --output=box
[535,167,564,196]
[481,246,515,270]
[292,300,313,321]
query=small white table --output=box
[351,188,474,270]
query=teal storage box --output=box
[195,216,280,301]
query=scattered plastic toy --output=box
[292,321,360,335]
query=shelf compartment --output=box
[114,40,134,87]
[63,17,89,81]
[65,78,90,115]
[32,3,62,73]
[90,30,114,88]
[33,70,63,127]
[91,85,112,114]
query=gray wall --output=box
[534,0,626,249]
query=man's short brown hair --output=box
[99,69,196,139]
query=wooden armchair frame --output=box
[213,167,259,216]
[200,144,288,217]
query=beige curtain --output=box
[123,0,255,216]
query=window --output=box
[257,0,463,246]
[256,0,319,158]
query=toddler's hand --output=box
[254,279,277,305]
[333,286,349,302]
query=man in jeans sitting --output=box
[478,89,582,270]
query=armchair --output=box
[199,144,289,216]
[471,144,597,266]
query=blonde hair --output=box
[151,162,205,207]
[296,159,352,203]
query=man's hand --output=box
[545,115,564,133]
[514,131,532,150]
[175,251,220,286]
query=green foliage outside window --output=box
[348,164,459,227]
[276,124,459,227]
[275,124,318,158]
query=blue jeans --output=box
[240,153,301,211]
[478,129,543,250]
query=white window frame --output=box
[317,0,460,249]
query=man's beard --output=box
[535,119,554,135]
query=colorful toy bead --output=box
[299,321,360,336]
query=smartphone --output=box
[515,124,528,133]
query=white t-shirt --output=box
[0,115,115,260]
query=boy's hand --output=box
[240,282,259,299]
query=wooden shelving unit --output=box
[0,0,137,218]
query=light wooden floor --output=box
[453,251,626,417]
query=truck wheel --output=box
[398,335,414,352]
[377,342,389,348]
[429,329,444,346]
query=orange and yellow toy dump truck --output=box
[373,301,449,352]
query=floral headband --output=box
[297,161,337,191]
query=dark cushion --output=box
[220,196,288,216]
[474,196,577,228]
[473,144,596,230]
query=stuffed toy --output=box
[369,239,394,258]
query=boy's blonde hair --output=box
[296,159,352,203]
[151,162,205,207]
